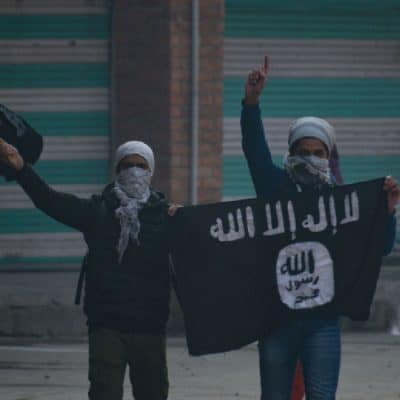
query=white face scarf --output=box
[284,153,333,187]
[114,166,152,263]
[116,166,151,200]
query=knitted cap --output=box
[115,141,155,175]
[288,117,336,155]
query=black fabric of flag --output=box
[0,104,43,179]
[169,179,388,356]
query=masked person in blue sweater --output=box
[241,57,399,400]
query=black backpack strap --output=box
[75,253,89,305]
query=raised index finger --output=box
[263,55,269,75]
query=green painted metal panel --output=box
[223,154,400,198]
[20,112,109,136]
[0,15,110,39]
[226,0,400,13]
[225,15,400,40]
[224,77,400,118]
[340,156,400,184]
[223,154,271,198]
[1,160,110,186]
[0,209,75,233]
[0,64,109,88]
[34,159,110,184]
[0,5,111,268]
[225,1,400,39]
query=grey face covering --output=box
[284,153,332,187]
[114,166,152,263]
[116,166,151,200]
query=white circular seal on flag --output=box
[276,241,334,309]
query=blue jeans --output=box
[258,316,341,400]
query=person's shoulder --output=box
[145,190,170,224]
[149,188,169,207]
[89,183,116,207]
[89,193,102,204]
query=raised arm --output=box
[383,176,399,256]
[241,56,285,199]
[0,138,96,232]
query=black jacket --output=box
[17,165,170,334]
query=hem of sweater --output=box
[289,308,339,320]
[87,321,167,335]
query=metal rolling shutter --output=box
[223,0,400,260]
[0,0,111,269]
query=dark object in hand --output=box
[0,104,43,179]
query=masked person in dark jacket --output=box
[0,138,171,400]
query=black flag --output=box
[169,179,388,356]
[0,104,43,179]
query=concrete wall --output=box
[0,270,185,337]
[1,268,400,338]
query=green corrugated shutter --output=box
[224,0,400,261]
[0,0,111,269]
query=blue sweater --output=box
[241,103,397,256]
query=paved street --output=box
[0,334,399,400]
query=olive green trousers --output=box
[88,328,168,400]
